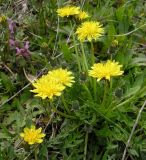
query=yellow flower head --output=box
[89,60,124,81]
[48,68,75,87]
[31,75,65,99]
[20,125,45,145]
[0,15,6,23]
[41,42,48,48]
[112,39,119,47]
[76,21,104,41]
[75,11,89,20]
[31,68,75,99]
[57,6,80,17]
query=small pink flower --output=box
[7,18,16,34]
[16,41,30,58]
[9,39,16,47]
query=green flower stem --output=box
[34,147,38,160]
[72,33,82,73]
[82,83,93,101]
[93,79,97,101]
[80,42,89,72]
[80,42,94,97]
[84,131,88,160]
[70,20,81,73]
[42,100,50,116]
[90,41,95,65]
[90,42,97,100]
[61,94,69,113]
[102,80,108,106]
[110,78,113,91]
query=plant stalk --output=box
[90,41,95,65]
[72,33,81,73]
[61,94,69,113]
[90,42,97,100]
[80,42,88,72]
[34,147,38,160]
[84,131,88,160]
[102,80,108,106]
[121,100,146,160]
[50,101,75,119]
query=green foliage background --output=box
[0,0,146,159]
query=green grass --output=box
[0,0,146,159]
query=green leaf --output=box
[60,43,73,62]
[124,75,143,98]
[129,149,139,157]
[0,72,14,93]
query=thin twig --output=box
[112,24,146,37]
[0,68,46,108]
[43,112,55,132]
[0,83,31,108]
[3,64,15,77]
[121,100,146,160]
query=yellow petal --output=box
[20,133,24,137]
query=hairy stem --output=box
[61,94,69,113]
[102,80,108,106]
[50,101,75,119]
[72,33,82,73]
[80,42,88,72]
[84,131,88,160]
[90,41,95,65]
[34,147,38,160]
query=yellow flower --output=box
[0,15,6,23]
[48,68,75,87]
[20,125,45,145]
[57,6,80,17]
[89,60,124,81]
[76,21,104,41]
[41,42,48,48]
[112,39,118,47]
[31,68,75,99]
[75,11,89,20]
[31,75,65,99]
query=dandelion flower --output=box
[48,68,75,87]
[57,6,80,17]
[20,125,45,145]
[31,75,65,99]
[89,60,124,81]
[76,21,104,41]
[76,11,89,20]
